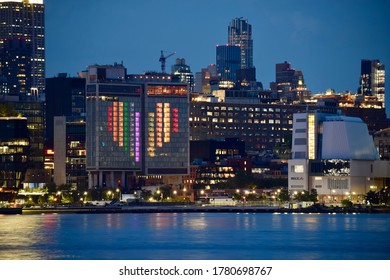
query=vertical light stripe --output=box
[135,112,140,162]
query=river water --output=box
[0,212,389,260]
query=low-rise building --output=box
[288,111,390,204]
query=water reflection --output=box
[1,213,390,260]
[0,215,55,259]
[183,213,207,230]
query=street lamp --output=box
[116,188,121,201]
[157,189,163,201]
[56,191,61,203]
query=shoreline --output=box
[14,205,390,215]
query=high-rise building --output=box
[0,0,45,95]
[358,59,385,107]
[270,61,309,102]
[86,64,189,191]
[216,44,241,81]
[171,58,194,92]
[0,39,31,96]
[274,61,306,92]
[228,17,253,69]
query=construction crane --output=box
[159,50,176,73]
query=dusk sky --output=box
[45,0,389,94]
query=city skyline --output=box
[45,0,389,94]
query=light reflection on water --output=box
[1,213,389,260]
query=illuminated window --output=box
[291,165,304,173]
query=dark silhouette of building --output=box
[270,61,310,102]
[190,138,246,163]
[0,117,30,194]
[374,128,390,160]
[0,39,32,97]
[45,74,86,149]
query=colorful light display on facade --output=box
[108,101,140,162]
[148,102,180,157]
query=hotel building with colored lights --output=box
[85,64,189,190]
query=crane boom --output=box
[159,50,176,73]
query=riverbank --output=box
[19,204,390,215]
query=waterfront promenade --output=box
[18,204,389,215]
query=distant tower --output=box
[216,44,241,81]
[228,18,253,69]
[171,58,194,92]
[275,61,306,92]
[194,64,218,93]
[358,59,385,107]
[0,0,45,95]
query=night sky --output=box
[45,0,389,94]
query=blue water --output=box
[0,212,389,260]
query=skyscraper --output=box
[0,0,45,96]
[0,39,31,96]
[228,17,253,69]
[216,44,241,81]
[358,59,385,107]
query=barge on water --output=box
[0,207,22,214]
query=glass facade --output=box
[310,159,350,177]
[190,101,309,152]
[228,18,253,69]
[86,81,189,180]
[216,45,241,81]
[358,59,385,108]
[146,95,189,173]
[86,84,142,170]
[12,101,45,168]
